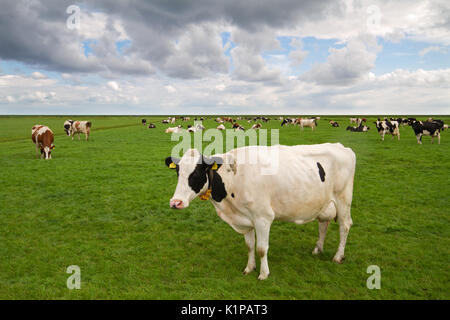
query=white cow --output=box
[165,125,183,133]
[165,144,356,280]
[297,118,317,130]
[217,124,226,130]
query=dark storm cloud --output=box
[0,0,336,79]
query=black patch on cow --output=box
[210,171,227,202]
[317,162,325,182]
[231,193,235,198]
[187,163,208,193]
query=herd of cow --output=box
[31,120,91,159]
[141,115,446,145]
[29,114,446,280]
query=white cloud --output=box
[418,46,446,56]
[31,72,47,79]
[164,85,176,93]
[107,81,120,91]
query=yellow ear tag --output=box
[199,189,212,200]
[169,162,176,169]
[212,162,218,170]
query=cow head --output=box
[64,120,73,136]
[165,149,224,209]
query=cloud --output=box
[418,46,446,56]
[301,36,380,86]
[107,81,120,91]
[164,85,176,93]
[31,72,47,79]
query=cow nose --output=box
[170,199,184,209]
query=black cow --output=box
[142,119,147,125]
[411,121,441,144]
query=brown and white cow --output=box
[31,125,55,159]
[64,120,92,141]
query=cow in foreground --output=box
[64,120,92,141]
[165,144,356,280]
[31,125,55,159]
[411,120,441,144]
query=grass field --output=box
[0,115,448,299]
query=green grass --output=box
[0,115,448,299]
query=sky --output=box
[0,0,449,115]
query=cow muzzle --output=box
[170,199,185,209]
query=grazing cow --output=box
[297,118,317,130]
[31,125,55,159]
[64,120,92,141]
[165,125,183,133]
[373,119,400,140]
[142,119,147,125]
[217,124,226,130]
[329,120,339,127]
[346,124,370,132]
[165,144,356,279]
[411,121,441,144]
[232,123,245,131]
[281,118,294,126]
[162,119,170,124]
[148,123,156,128]
[251,123,262,130]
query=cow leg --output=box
[416,134,422,144]
[243,229,256,275]
[78,132,80,140]
[438,133,440,144]
[333,203,352,264]
[255,218,272,280]
[312,221,329,255]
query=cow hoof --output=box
[258,273,269,280]
[332,255,345,264]
[312,246,323,255]
[243,266,256,275]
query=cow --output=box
[411,120,441,144]
[165,144,356,280]
[232,123,244,131]
[329,120,339,127]
[217,124,226,130]
[142,119,147,125]
[148,123,156,128]
[281,118,295,126]
[297,118,317,130]
[346,124,370,132]
[64,120,91,141]
[31,125,55,159]
[251,123,262,130]
[165,125,183,133]
[373,119,400,140]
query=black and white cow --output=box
[411,121,441,144]
[373,119,400,140]
[346,124,370,132]
[165,144,356,280]
[142,119,147,125]
[329,120,339,127]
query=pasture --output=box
[0,115,448,299]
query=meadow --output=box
[0,115,448,299]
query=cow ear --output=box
[165,156,179,169]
